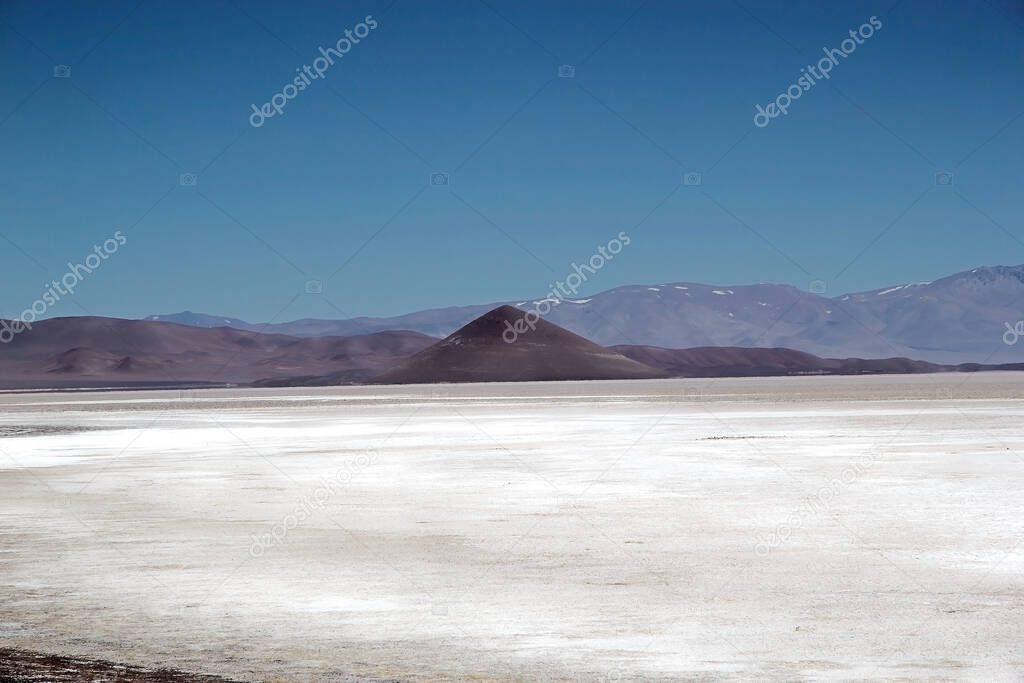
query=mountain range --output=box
[3,304,1021,390]
[145,264,1024,364]
[0,317,434,389]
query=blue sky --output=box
[1,0,1022,322]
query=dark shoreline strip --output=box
[0,648,242,682]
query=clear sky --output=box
[1,0,1022,322]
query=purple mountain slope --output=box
[839,265,1024,363]
[0,317,436,389]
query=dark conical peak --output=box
[442,304,596,349]
[369,304,666,384]
[489,304,525,319]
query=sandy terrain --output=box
[0,374,1022,681]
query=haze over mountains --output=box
[1,263,1019,390]
[146,264,1024,364]
[4,302,1021,389]
[0,317,434,389]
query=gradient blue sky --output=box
[1,0,1022,322]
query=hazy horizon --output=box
[144,259,1024,323]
